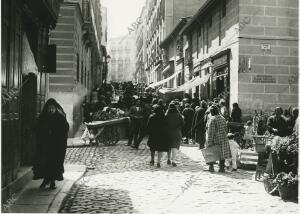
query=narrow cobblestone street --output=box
[60,140,298,214]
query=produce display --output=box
[92,107,126,121]
[271,132,298,174]
[264,131,298,200]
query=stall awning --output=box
[150,64,161,74]
[171,74,211,92]
[161,65,171,75]
[22,34,38,75]
[158,88,175,94]
[148,69,182,88]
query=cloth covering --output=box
[192,107,207,147]
[147,112,171,151]
[166,110,184,149]
[33,99,69,181]
[182,107,195,138]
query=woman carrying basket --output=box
[206,105,231,172]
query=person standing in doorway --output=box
[33,98,69,189]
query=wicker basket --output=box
[263,176,279,195]
[278,185,298,200]
[253,135,273,153]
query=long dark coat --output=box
[147,113,171,151]
[33,108,69,181]
[182,107,195,138]
[191,107,207,146]
[166,110,184,149]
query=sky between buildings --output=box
[101,0,146,39]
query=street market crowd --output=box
[81,81,299,172]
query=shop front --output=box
[211,49,230,108]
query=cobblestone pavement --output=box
[60,140,298,214]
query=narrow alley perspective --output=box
[1,0,299,213]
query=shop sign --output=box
[213,54,228,68]
[252,75,276,83]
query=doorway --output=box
[20,73,37,166]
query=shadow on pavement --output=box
[59,185,135,213]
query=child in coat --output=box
[226,133,240,171]
[243,120,255,149]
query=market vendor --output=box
[286,107,298,135]
[267,107,288,137]
[127,98,145,149]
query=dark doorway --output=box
[216,76,225,95]
[20,73,37,166]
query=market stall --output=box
[82,107,129,146]
[263,132,298,200]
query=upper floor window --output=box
[222,0,227,17]
[208,15,212,28]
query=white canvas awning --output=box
[158,87,175,94]
[172,74,211,92]
[22,34,38,75]
[161,65,171,75]
[148,69,182,88]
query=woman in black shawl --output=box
[147,105,170,168]
[33,98,69,189]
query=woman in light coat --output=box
[206,105,231,172]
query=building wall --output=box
[108,34,136,82]
[238,0,299,115]
[2,0,62,201]
[49,2,92,136]
[184,0,239,108]
[101,6,108,46]
[146,0,207,85]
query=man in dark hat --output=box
[267,107,288,137]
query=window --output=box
[206,24,209,53]
[76,54,79,81]
[222,0,227,17]
[208,15,212,28]
[197,26,201,57]
[81,60,83,84]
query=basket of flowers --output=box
[271,132,298,174]
[272,172,298,200]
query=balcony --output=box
[24,0,63,27]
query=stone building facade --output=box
[135,6,148,84]
[181,0,298,117]
[1,0,63,201]
[101,6,108,46]
[107,34,136,82]
[49,0,104,136]
[237,0,298,115]
[155,0,298,118]
[145,0,207,85]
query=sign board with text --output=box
[252,75,276,83]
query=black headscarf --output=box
[41,98,66,118]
